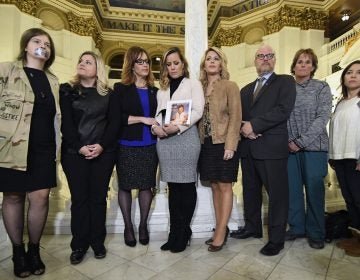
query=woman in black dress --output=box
[60,51,118,264]
[112,46,158,247]
[0,28,60,277]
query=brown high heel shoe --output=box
[205,226,229,245]
[208,227,229,252]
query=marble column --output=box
[185,0,207,79]
[183,0,242,236]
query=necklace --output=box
[135,79,147,88]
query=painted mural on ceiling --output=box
[108,0,185,12]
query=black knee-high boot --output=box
[161,183,180,250]
[170,183,196,253]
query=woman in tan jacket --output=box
[198,47,242,252]
[0,28,61,277]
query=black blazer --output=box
[113,82,158,141]
[239,73,296,159]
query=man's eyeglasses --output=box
[135,59,150,65]
[256,53,275,60]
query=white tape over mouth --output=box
[34,48,49,58]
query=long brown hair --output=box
[121,46,154,87]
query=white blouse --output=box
[329,96,360,162]
[155,78,205,134]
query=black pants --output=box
[241,156,289,245]
[61,152,115,251]
[333,159,360,230]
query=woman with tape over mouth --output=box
[0,28,61,278]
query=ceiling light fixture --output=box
[341,10,350,21]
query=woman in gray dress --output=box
[152,47,204,253]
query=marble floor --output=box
[0,232,359,280]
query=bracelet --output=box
[151,124,159,135]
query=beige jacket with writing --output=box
[0,61,61,170]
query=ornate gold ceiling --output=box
[1,0,359,60]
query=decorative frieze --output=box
[67,12,94,36]
[265,5,328,34]
[0,0,39,16]
[66,12,103,49]
[19,0,40,16]
[213,25,243,47]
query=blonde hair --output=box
[159,47,189,90]
[199,46,230,88]
[70,51,110,95]
[121,46,155,86]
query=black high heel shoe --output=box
[171,227,192,253]
[27,243,45,275]
[12,243,31,278]
[208,227,229,252]
[124,226,137,247]
[161,230,176,251]
[139,225,149,245]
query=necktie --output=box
[253,77,265,101]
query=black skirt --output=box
[0,151,56,192]
[199,137,239,183]
[116,144,158,190]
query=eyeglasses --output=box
[256,53,275,60]
[135,59,150,65]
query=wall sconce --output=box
[341,10,350,21]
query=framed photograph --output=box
[164,99,192,126]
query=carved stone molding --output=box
[0,0,39,16]
[67,12,94,36]
[265,5,328,35]
[0,0,17,4]
[18,0,40,16]
[93,26,103,50]
[66,12,102,49]
[213,25,243,47]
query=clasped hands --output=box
[79,144,103,159]
[288,141,301,153]
[241,121,261,139]
[152,122,179,138]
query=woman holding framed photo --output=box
[152,47,204,253]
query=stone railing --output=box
[328,25,359,53]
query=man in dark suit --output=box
[230,44,296,256]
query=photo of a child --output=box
[165,100,192,126]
